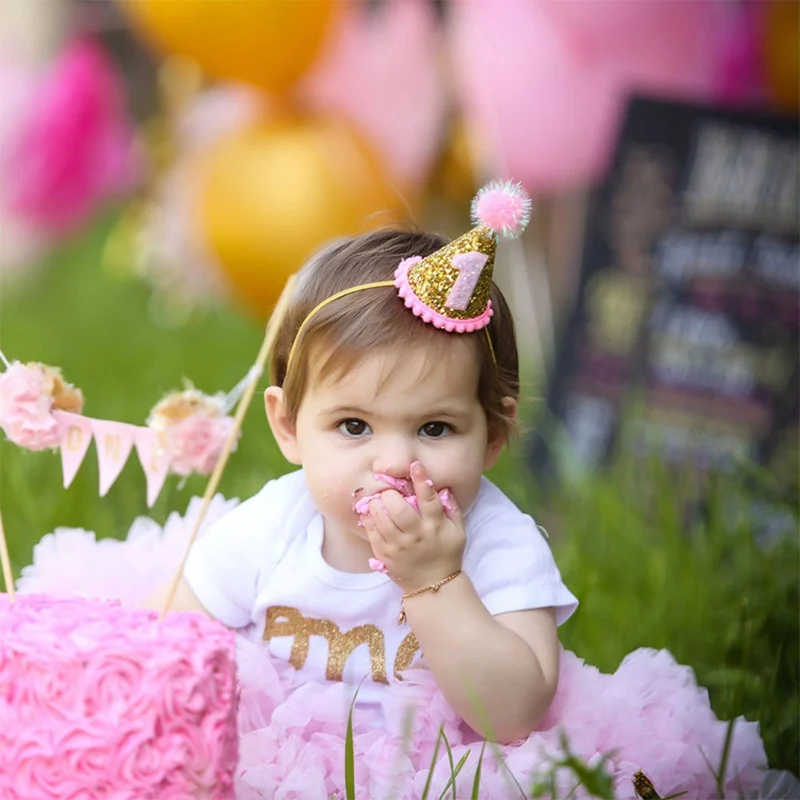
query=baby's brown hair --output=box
[269,229,520,441]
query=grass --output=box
[1,216,797,784]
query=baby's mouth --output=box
[352,473,455,515]
[372,473,414,496]
[352,473,414,515]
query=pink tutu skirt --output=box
[17,496,770,799]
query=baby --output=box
[153,182,578,743]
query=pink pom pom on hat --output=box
[395,179,531,333]
[471,179,532,238]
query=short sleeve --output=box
[183,470,308,628]
[463,479,578,625]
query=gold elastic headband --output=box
[283,280,496,379]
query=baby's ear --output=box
[264,387,301,465]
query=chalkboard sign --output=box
[529,96,799,504]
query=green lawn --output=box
[2,216,797,777]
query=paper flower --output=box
[147,387,237,477]
[0,361,83,450]
[3,39,138,233]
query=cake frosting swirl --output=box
[0,594,238,799]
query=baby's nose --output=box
[374,436,415,479]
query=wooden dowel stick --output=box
[0,508,15,603]
[159,275,297,619]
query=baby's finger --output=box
[380,488,421,531]
[362,512,390,553]
[410,461,444,519]
[369,496,403,540]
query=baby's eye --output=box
[419,421,451,438]
[338,419,371,437]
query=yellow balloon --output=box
[198,117,407,317]
[120,0,339,94]
[764,0,800,112]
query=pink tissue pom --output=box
[470,179,532,238]
[3,39,138,232]
[0,362,83,451]
[160,412,236,477]
[147,388,238,477]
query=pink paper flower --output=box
[147,387,238,477]
[0,361,83,451]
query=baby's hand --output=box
[361,462,465,592]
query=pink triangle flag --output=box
[91,419,137,497]
[134,428,171,508]
[53,411,94,489]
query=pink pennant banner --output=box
[53,411,94,489]
[134,428,171,508]
[90,419,137,497]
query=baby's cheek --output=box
[445,470,483,511]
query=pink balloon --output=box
[301,0,446,191]
[450,0,719,194]
[450,0,621,193]
[606,1,718,99]
[540,0,703,46]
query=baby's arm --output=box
[363,462,567,743]
[401,581,559,743]
[142,578,212,617]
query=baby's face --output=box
[293,338,500,543]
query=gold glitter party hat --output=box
[394,180,531,333]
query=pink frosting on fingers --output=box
[352,478,457,518]
[438,488,457,515]
[372,473,414,495]
[367,558,389,575]
[353,492,387,516]
[0,594,238,799]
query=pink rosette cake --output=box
[0,594,238,800]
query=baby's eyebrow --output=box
[321,404,470,421]
[320,405,372,417]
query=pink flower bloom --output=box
[0,362,83,451]
[160,412,236,477]
[147,388,238,477]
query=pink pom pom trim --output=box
[394,258,493,332]
[471,179,532,239]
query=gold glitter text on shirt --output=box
[263,606,422,685]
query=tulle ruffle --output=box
[17,495,769,799]
[232,635,766,800]
[16,494,238,606]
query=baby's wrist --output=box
[396,568,464,624]
[394,563,463,594]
